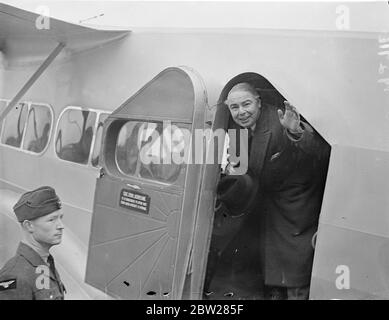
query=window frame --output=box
[0,99,54,156]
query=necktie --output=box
[47,254,65,298]
[47,254,57,280]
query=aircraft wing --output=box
[0,3,129,65]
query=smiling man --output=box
[222,82,330,300]
[0,186,66,300]
[225,83,262,129]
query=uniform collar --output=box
[21,239,50,263]
[16,242,47,267]
[17,242,61,284]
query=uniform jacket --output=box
[243,103,330,287]
[0,242,66,300]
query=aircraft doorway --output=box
[201,72,331,300]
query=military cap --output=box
[13,186,62,222]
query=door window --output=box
[116,121,187,183]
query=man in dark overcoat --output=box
[224,82,330,299]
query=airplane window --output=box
[91,113,109,167]
[55,108,96,164]
[0,102,28,148]
[115,120,185,183]
[22,104,52,153]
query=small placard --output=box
[119,189,150,214]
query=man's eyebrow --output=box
[48,212,61,219]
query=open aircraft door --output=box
[85,67,211,299]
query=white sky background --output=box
[1,0,389,32]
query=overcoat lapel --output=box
[249,104,272,177]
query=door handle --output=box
[126,183,141,190]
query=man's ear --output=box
[22,220,34,233]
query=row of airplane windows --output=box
[0,99,109,167]
[0,99,185,184]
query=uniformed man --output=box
[0,186,66,300]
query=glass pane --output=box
[22,104,52,153]
[91,113,109,167]
[116,121,185,183]
[116,121,145,176]
[0,102,28,148]
[139,122,186,183]
[55,109,96,164]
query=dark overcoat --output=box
[0,242,66,300]
[245,103,330,287]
